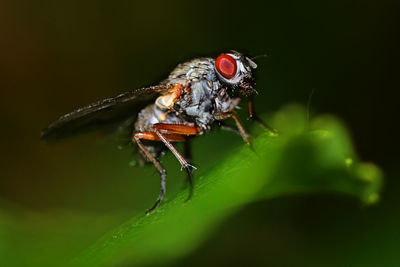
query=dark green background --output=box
[0,0,398,266]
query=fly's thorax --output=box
[172,80,215,130]
[166,57,215,85]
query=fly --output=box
[41,51,274,214]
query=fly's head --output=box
[214,51,258,96]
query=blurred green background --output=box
[0,0,398,266]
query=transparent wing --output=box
[41,85,172,141]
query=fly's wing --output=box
[41,85,172,141]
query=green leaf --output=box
[73,104,382,267]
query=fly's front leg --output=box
[248,96,277,134]
[231,113,251,146]
[214,112,251,146]
[218,121,241,136]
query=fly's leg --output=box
[181,140,193,193]
[248,96,278,134]
[155,130,196,173]
[134,124,200,211]
[231,113,251,146]
[153,123,201,136]
[214,112,251,146]
[155,130,194,201]
[134,132,182,214]
[154,123,201,201]
[184,140,192,163]
[218,121,250,137]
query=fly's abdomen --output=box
[135,104,189,132]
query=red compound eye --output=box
[215,54,237,79]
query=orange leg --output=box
[134,132,167,214]
[135,131,187,142]
[153,123,201,135]
[153,123,200,201]
[133,124,200,213]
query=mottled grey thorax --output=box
[163,57,215,85]
[175,79,216,130]
[175,79,238,131]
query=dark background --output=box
[0,0,399,266]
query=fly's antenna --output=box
[251,54,269,61]
[306,88,316,125]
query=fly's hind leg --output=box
[133,132,170,214]
[181,140,193,193]
[134,124,200,212]
[154,123,201,201]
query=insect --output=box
[41,51,273,214]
